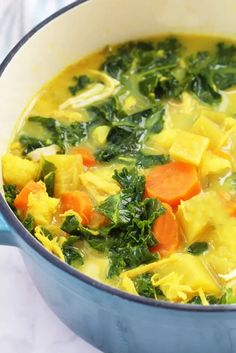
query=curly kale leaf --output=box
[95,105,165,162]
[22,214,35,233]
[3,184,19,211]
[96,168,165,277]
[68,75,92,96]
[21,116,88,153]
[62,236,84,266]
[135,153,170,168]
[133,273,166,299]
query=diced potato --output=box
[80,166,120,203]
[2,154,39,189]
[200,109,226,125]
[169,130,209,166]
[200,151,231,178]
[151,253,221,301]
[45,154,83,197]
[146,129,177,153]
[191,116,224,149]
[91,125,110,146]
[177,191,225,243]
[205,217,236,275]
[223,117,236,130]
[27,191,59,226]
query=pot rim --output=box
[1,0,235,313]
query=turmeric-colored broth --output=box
[3,34,236,304]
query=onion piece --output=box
[27,144,60,161]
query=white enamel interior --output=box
[1,0,236,184]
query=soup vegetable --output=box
[3,34,236,305]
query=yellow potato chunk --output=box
[177,191,225,243]
[2,154,39,189]
[223,117,236,130]
[45,154,83,197]
[27,191,59,226]
[200,151,231,178]
[191,116,224,149]
[200,109,226,125]
[146,129,177,153]
[80,166,120,203]
[151,253,221,302]
[169,130,209,166]
[205,217,236,275]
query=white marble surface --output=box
[0,1,101,352]
[0,247,101,353]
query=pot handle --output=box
[0,212,16,246]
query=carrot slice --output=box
[14,180,45,212]
[150,203,179,257]
[70,147,96,167]
[60,191,93,226]
[145,161,201,207]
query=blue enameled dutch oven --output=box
[1,0,236,352]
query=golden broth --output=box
[3,34,236,304]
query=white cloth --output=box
[0,0,75,62]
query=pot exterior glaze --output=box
[1,1,236,352]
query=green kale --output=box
[22,214,35,233]
[134,273,156,298]
[61,216,106,253]
[61,214,99,237]
[19,135,51,155]
[96,168,165,277]
[60,168,164,278]
[69,75,91,96]
[102,37,182,81]
[187,242,209,256]
[62,236,84,266]
[24,116,88,153]
[212,43,236,90]
[136,153,170,168]
[95,105,165,163]
[40,227,53,240]
[88,96,123,124]
[3,184,19,211]
[38,159,56,197]
[44,172,55,197]
[220,287,236,304]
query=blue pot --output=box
[1,1,236,352]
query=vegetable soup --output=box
[3,34,236,305]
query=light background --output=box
[0,1,100,352]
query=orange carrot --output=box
[14,180,44,212]
[150,203,179,257]
[70,147,96,167]
[60,191,93,226]
[145,161,201,207]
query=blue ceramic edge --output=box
[0,210,16,246]
[0,0,236,314]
